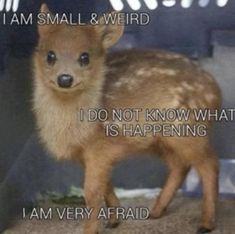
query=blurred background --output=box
[0,0,234,210]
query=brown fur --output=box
[33,4,222,234]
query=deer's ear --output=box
[38,4,54,38]
[96,12,124,49]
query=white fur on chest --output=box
[33,88,96,160]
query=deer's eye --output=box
[79,52,90,67]
[47,51,57,65]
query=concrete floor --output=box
[3,195,235,234]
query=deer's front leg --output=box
[104,181,120,228]
[83,157,112,234]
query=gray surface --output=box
[201,46,235,159]
[3,195,235,234]
[0,45,234,197]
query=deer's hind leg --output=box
[192,147,219,234]
[150,150,190,219]
[152,138,219,233]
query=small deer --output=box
[33,4,221,234]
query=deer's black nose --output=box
[57,74,74,88]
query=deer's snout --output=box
[57,74,74,88]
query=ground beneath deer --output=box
[3,195,235,234]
